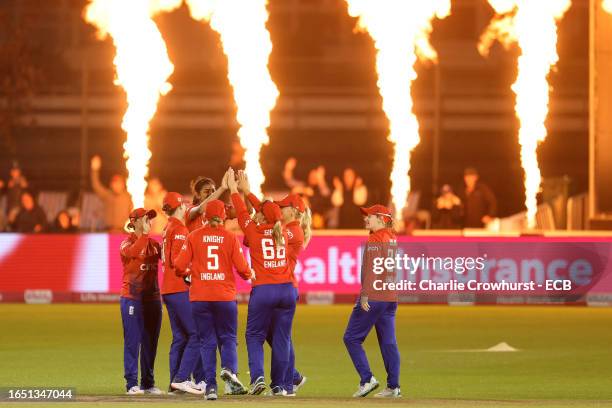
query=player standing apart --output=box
[119,208,163,395]
[343,205,401,398]
[160,192,204,395]
[230,169,295,396]
[175,198,252,400]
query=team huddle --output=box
[118,167,401,399]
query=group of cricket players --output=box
[118,167,401,399]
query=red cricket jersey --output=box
[231,193,291,286]
[120,233,161,301]
[174,224,251,301]
[361,227,397,300]
[285,220,304,288]
[369,227,397,243]
[161,216,189,295]
[185,204,206,232]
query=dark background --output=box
[0,0,589,217]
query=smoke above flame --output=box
[344,0,450,219]
[479,0,571,229]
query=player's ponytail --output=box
[209,216,223,228]
[272,220,285,248]
[300,207,312,248]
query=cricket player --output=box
[229,169,296,396]
[119,208,163,395]
[273,193,312,394]
[186,176,226,232]
[343,204,401,398]
[241,190,310,395]
[175,199,253,400]
[161,192,204,395]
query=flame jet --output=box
[84,0,179,208]
[186,0,279,197]
[344,0,450,219]
[479,0,571,229]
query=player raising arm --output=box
[175,199,253,400]
[185,176,227,232]
[228,168,296,396]
[119,208,163,395]
[160,192,204,395]
[343,205,401,398]
[239,173,311,395]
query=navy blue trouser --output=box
[266,286,301,389]
[191,300,239,388]
[120,297,162,391]
[343,301,400,389]
[246,283,296,392]
[162,291,204,383]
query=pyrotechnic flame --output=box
[604,0,612,13]
[186,0,279,197]
[344,0,450,220]
[84,0,179,208]
[479,0,571,229]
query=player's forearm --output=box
[120,235,149,258]
[189,187,227,220]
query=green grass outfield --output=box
[1,304,612,407]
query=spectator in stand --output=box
[52,210,79,233]
[66,207,81,231]
[461,167,497,228]
[432,184,462,229]
[90,155,133,233]
[332,168,368,229]
[144,177,167,235]
[6,162,28,216]
[9,191,47,233]
[283,157,331,229]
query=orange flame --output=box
[479,0,571,229]
[84,0,179,208]
[344,0,450,219]
[186,0,279,197]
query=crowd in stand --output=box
[0,158,497,234]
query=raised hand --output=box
[284,157,297,172]
[237,170,250,194]
[91,155,102,171]
[142,217,152,235]
[226,168,238,192]
[221,169,230,190]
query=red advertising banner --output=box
[1,234,612,305]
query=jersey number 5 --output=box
[207,245,219,270]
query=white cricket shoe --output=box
[220,368,247,395]
[126,386,144,395]
[143,387,164,395]
[293,375,307,393]
[265,386,286,396]
[205,386,218,400]
[352,376,379,398]
[374,387,402,398]
[171,380,204,395]
[192,381,206,392]
[249,376,267,395]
